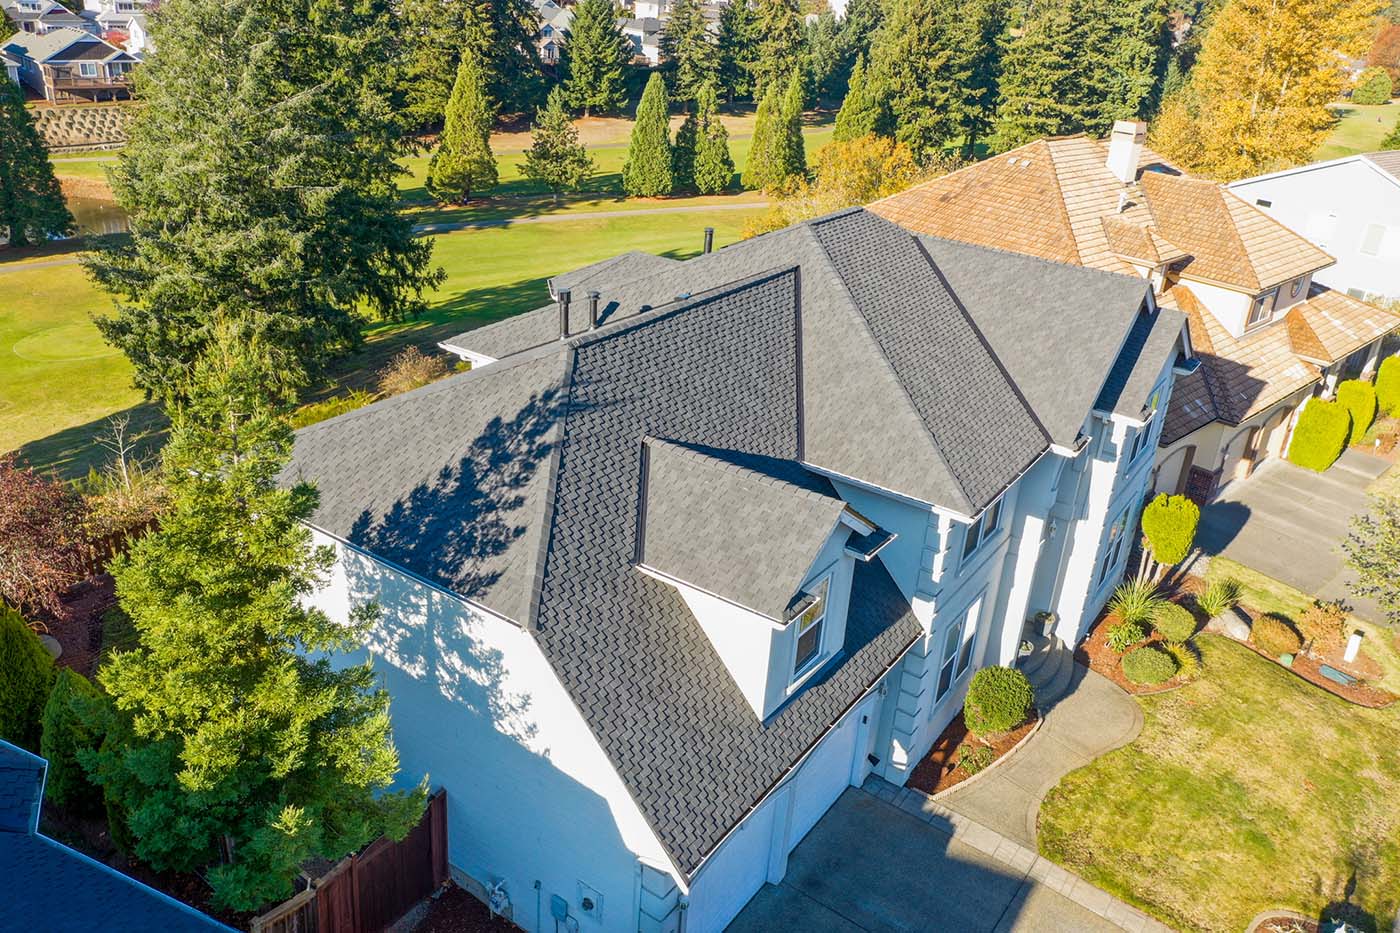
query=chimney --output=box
[1106,120,1146,185]
[587,290,601,330]
[703,227,714,254]
[557,288,571,339]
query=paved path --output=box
[1197,449,1392,622]
[0,256,83,275]
[934,663,1143,848]
[729,782,1172,933]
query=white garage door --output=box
[788,698,870,845]
[685,797,776,933]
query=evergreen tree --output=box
[400,0,545,127]
[428,53,499,203]
[1383,117,1400,149]
[834,55,887,142]
[82,332,424,911]
[836,0,885,74]
[0,81,73,248]
[563,0,632,116]
[960,0,1010,155]
[622,72,674,196]
[40,668,104,812]
[673,111,699,192]
[0,606,54,752]
[806,11,845,106]
[751,0,806,99]
[692,82,736,193]
[868,0,972,163]
[778,69,808,179]
[661,0,718,107]
[716,0,757,102]
[521,87,595,202]
[84,0,443,404]
[743,86,783,189]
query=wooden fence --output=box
[251,790,448,933]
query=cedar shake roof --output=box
[1363,150,1400,182]
[1100,216,1189,266]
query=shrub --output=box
[1154,602,1197,643]
[963,666,1034,736]
[0,606,55,750]
[289,389,377,429]
[1108,577,1163,626]
[1352,66,1394,105]
[1196,577,1241,619]
[377,347,448,397]
[39,668,105,812]
[1252,613,1303,657]
[1106,619,1148,653]
[1162,641,1199,680]
[1287,399,1350,472]
[1337,380,1378,439]
[1140,493,1201,567]
[1297,599,1349,655]
[957,743,994,775]
[1377,356,1400,416]
[1121,645,1179,685]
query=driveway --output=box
[727,787,1163,933]
[1196,449,1392,621]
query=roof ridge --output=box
[522,347,576,631]
[1038,140,1087,266]
[644,437,837,505]
[1144,171,1262,290]
[1219,184,1338,277]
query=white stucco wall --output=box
[1184,279,1253,337]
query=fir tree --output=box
[806,11,845,106]
[836,0,884,74]
[428,53,499,203]
[563,0,632,116]
[0,81,73,247]
[960,0,1010,155]
[742,86,782,189]
[622,72,674,196]
[778,69,808,179]
[521,87,595,202]
[716,0,757,102]
[833,55,886,142]
[692,82,735,194]
[673,111,699,192]
[751,0,806,99]
[661,0,718,108]
[84,0,443,404]
[1383,117,1400,149]
[82,330,424,911]
[868,0,972,163]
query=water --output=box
[67,195,129,236]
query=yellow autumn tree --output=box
[1150,0,1383,181]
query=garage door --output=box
[788,697,871,844]
[684,797,776,933]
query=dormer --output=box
[634,439,893,720]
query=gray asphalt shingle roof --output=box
[1093,302,1186,417]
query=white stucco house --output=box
[285,207,1188,933]
[1227,151,1400,304]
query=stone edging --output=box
[1242,907,1313,933]
[922,714,1045,803]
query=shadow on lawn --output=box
[15,400,166,480]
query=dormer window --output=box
[1290,278,1304,299]
[791,577,829,678]
[1246,288,1278,329]
[961,497,1003,562]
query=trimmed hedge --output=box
[1378,357,1400,416]
[1352,66,1394,105]
[1252,613,1303,657]
[1122,645,1178,685]
[1337,380,1377,439]
[39,668,105,812]
[1153,602,1197,643]
[0,607,55,751]
[1287,399,1350,472]
[963,666,1034,736]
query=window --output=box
[1361,224,1387,257]
[935,601,982,701]
[791,577,829,677]
[1291,277,1305,298]
[78,62,98,77]
[1246,288,1278,328]
[1097,506,1132,587]
[961,497,1003,561]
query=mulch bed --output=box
[37,574,118,678]
[906,709,1038,797]
[1077,609,1199,696]
[413,882,520,933]
[1256,916,1318,933]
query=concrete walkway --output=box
[1197,449,1392,622]
[934,663,1143,849]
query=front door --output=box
[1184,466,1217,504]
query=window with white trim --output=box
[961,497,1003,562]
[1125,390,1161,466]
[791,577,829,678]
[935,599,982,702]
[1290,277,1305,299]
[78,62,99,77]
[1246,288,1278,328]
[1097,505,1132,587]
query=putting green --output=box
[12,322,121,362]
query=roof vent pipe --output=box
[587,291,601,330]
[558,288,572,340]
[703,227,714,254]
[1106,119,1146,185]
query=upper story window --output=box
[1125,390,1160,466]
[1290,277,1305,299]
[1246,288,1279,329]
[1097,505,1132,587]
[935,599,982,702]
[961,497,1003,562]
[791,577,829,679]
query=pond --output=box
[67,195,129,236]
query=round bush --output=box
[1251,613,1303,657]
[0,606,55,751]
[1153,602,1197,643]
[1121,645,1179,685]
[963,666,1034,737]
[1352,66,1394,105]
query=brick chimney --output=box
[1106,120,1147,185]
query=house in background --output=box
[532,0,571,65]
[285,207,1187,933]
[0,740,232,932]
[1,0,88,35]
[621,15,660,64]
[2,26,136,100]
[873,121,1400,504]
[2,47,18,82]
[1228,152,1400,304]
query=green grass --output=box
[1317,102,1400,161]
[1040,635,1400,933]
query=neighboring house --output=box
[1228,152,1400,304]
[2,26,136,100]
[872,120,1400,504]
[532,0,570,64]
[1,0,89,35]
[620,15,660,64]
[286,207,1188,933]
[2,47,18,83]
[0,740,233,932]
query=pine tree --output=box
[806,11,844,106]
[743,85,783,189]
[751,0,805,99]
[428,53,499,203]
[836,0,884,74]
[1150,0,1384,180]
[673,111,699,192]
[622,72,674,196]
[1,80,73,247]
[960,0,1010,155]
[84,0,443,404]
[521,87,595,202]
[868,0,972,163]
[834,55,886,142]
[563,0,632,116]
[82,331,424,911]
[716,0,757,102]
[661,0,718,108]
[692,82,735,193]
[778,69,808,179]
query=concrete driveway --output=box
[727,789,1129,933]
[1195,449,1391,621]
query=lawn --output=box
[1040,635,1400,933]
[1316,102,1400,161]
